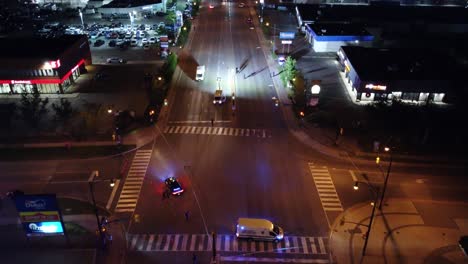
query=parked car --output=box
[108,40,116,47]
[93,39,105,47]
[106,57,125,64]
[143,44,150,50]
[149,37,156,44]
[142,38,148,44]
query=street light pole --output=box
[88,171,105,248]
[88,170,115,249]
[79,10,84,28]
[362,193,378,257]
[353,181,379,258]
[379,147,393,210]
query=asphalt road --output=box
[123,2,468,264]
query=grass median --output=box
[0,144,135,161]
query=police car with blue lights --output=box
[165,177,184,196]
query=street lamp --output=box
[88,170,115,248]
[129,12,134,28]
[379,146,393,210]
[353,181,379,258]
[79,10,84,28]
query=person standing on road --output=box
[184,211,190,221]
[211,118,214,127]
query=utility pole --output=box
[379,147,393,210]
[272,24,276,54]
[88,171,105,248]
[212,231,217,262]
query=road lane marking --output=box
[114,149,152,213]
[163,126,270,138]
[309,164,343,213]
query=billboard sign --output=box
[14,194,64,237]
[279,32,295,40]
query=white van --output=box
[236,218,284,241]
[195,65,205,81]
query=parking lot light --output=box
[79,10,84,28]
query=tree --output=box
[19,88,49,128]
[165,11,176,26]
[52,98,73,130]
[280,56,297,88]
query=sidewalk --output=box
[329,198,468,264]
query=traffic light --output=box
[376,156,380,164]
[299,111,305,117]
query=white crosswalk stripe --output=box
[164,126,271,138]
[127,234,328,255]
[114,149,152,213]
[309,164,343,212]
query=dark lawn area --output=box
[0,144,135,161]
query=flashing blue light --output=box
[240,226,245,230]
[174,187,181,191]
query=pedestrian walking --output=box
[192,253,197,264]
[184,211,190,221]
[211,118,214,127]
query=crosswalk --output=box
[164,126,271,138]
[127,233,328,255]
[114,149,152,213]
[309,164,343,212]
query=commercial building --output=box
[98,0,164,18]
[0,35,91,94]
[304,23,374,52]
[337,46,459,104]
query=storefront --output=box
[0,35,91,94]
[305,23,374,53]
[337,46,456,105]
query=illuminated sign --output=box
[20,211,61,222]
[42,59,61,69]
[311,84,321,95]
[281,40,292,44]
[365,84,387,91]
[0,59,85,86]
[279,32,295,40]
[14,194,64,237]
[11,80,32,84]
[23,221,64,236]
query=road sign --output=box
[279,32,295,40]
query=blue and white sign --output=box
[279,32,295,40]
[23,221,64,236]
[14,194,64,237]
[15,194,59,212]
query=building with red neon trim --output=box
[0,35,91,94]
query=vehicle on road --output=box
[213,89,226,104]
[195,65,205,81]
[165,177,184,195]
[236,218,284,242]
[106,57,125,64]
